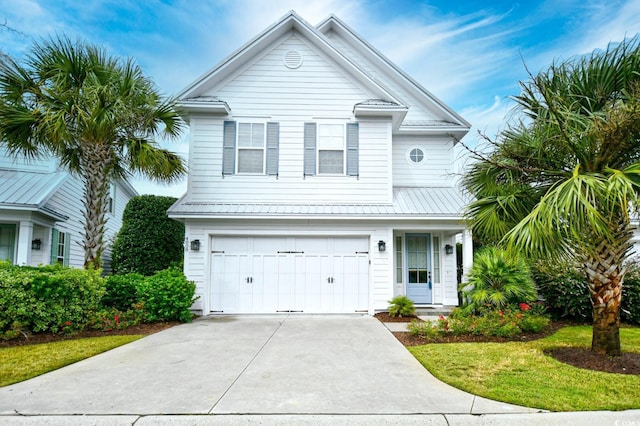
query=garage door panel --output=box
[210,236,369,314]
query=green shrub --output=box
[461,247,537,315]
[102,273,144,311]
[0,262,105,334]
[407,306,550,341]
[622,262,640,326]
[137,267,198,322]
[87,307,144,331]
[532,260,591,321]
[111,195,184,276]
[388,295,416,317]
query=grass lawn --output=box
[0,335,143,387]
[409,326,640,412]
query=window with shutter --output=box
[50,229,69,265]
[223,120,279,175]
[305,122,359,176]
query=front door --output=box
[0,224,16,263]
[405,233,432,304]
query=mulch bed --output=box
[375,311,640,375]
[0,321,179,349]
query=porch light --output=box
[31,239,42,250]
[190,239,201,251]
[378,240,386,252]
[445,244,454,255]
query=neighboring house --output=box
[0,145,137,270]
[168,11,473,315]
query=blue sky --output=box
[2,0,640,197]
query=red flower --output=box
[63,321,71,326]
[114,315,120,324]
[519,303,531,312]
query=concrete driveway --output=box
[0,315,637,425]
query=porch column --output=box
[15,221,33,266]
[462,229,473,282]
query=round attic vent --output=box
[283,50,303,69]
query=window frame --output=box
[316,122,346,175]
[235,121,267,175]
[406,146,426,166]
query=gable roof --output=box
[0,169,69,220]
[317,14,471,138]
[177,11,469,138]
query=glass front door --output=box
[0,224,16,263]
[405,233,431,304]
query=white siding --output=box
[392,135,455,187]
[185,33,392,204]
[188,117,391,203]
[45,177,133,269]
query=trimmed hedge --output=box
[111,195,184,276]
[0,262,105,334]
[0,262,198,338]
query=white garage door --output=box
[210,236,369,313]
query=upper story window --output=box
[237,123,265,174]
[407,147,426,165]
[222,120,279,176]
[318,124,345,174]
[304,121,359,177]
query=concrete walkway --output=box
[0,315,637,425]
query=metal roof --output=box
[0,169,69,219]
[168,187,469,219]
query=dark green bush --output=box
[102,273,144,311]
[137,267,197,322]
[533,261,593,322]
[533,260,640,325]
[111,195,184,276]
[622,263,640,325]
[0,262,105,334]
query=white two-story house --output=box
[0,145,137,270]
[168,11,473,315]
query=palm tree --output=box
[464,36,640,356]
[0,36,186,269]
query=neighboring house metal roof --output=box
[168,187,468,219]
[0,169,69,220]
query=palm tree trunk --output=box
[583,225,631,356]
[81,143,112,270]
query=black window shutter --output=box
[222,121,236,175]
[304,122,316,177]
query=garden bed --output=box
[0,321,179,348]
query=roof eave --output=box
[396,126,470,141]
[178,101,231,118]
[353,104,408,130]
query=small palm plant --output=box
[388,295,416,317]
[460,246,537,314]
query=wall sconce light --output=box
[31,239,42,250]
[190,239,201,251]
[378,240,386,252]
[445,244,454,255]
